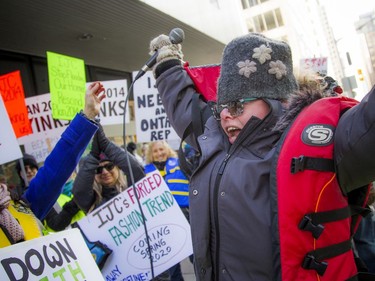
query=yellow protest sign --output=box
[47,51,86,120]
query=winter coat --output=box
[155,64,375,281]
[22,113,98,220]
[73,141,145,213]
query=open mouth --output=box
[227,126,241,135]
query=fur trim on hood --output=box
[274,73,341,132]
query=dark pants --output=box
[168,262,184,281]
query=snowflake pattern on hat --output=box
[236,44,287,80]
[237,60,257,78]
[252,44,272,64]
[268,60,287,79]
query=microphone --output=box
[134,28,185,81]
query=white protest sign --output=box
[0,95,22,165]
[17,93,71,145]
[0,228,104,281]
[78,171,193,281]
[94,79,130,125]
[17,80,129,162]
[132,71,179,143]
[23,135,62,164]
[300,57,328,75]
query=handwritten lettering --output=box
[142,191,175,217]
[127,174,162,204]
[1,238,81,281]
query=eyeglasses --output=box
[211,98,258,120]
[96,163,115,174]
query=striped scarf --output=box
[0,184,24,243]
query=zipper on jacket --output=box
[218,154,230,175]
[213,153,230,280]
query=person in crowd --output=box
[0,81,105,247]
[141,143,149,165]
[144,140,190,281]
[73,124,145,214]
[43,170,85,233]
[126,141,144,165]
[146,32,375,280]
[11,153,39,200]
[13,153,84,233]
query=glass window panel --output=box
[275,8,284,26]
[253,15,266,32]
[264,11,276,30]
[0,51,35,97]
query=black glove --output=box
[149,34,184,77]
[62,199,80,215]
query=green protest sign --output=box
[47,51,86,120]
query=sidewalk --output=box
[181,257,196,281]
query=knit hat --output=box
[16,153,38,174]
[217,33,298,105]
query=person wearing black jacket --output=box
[73,124,145,213]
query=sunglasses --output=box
[211,98,258,120]
[96,163,115,174]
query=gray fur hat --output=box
[217,33,298,104]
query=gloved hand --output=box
[149,34,184,77]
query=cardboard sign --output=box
[0,71,32,138]
[91,79,130,125]
[300,57,328,75]
[17,93,70,146]
[47,51,86,120]
[0,95,22,165]
[132,71,179,143]
[78,171,193,280]
[0,228,104,281]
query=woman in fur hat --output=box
[144,32,375,280]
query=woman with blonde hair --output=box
[73,125,145,213]
[144,140,191,281]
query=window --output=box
[275,8,284,26]
[253,15,266,32]
[249,9,284,33]
[264,11,277,30]
[0,51,35,98]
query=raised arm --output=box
[23,82,105,220]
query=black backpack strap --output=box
[291,155,334,174]
[298,206,351,239]
[302,239,352,276]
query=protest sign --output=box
[0,228,104,281]
[47,51,86,120]
[0,95,22,165]
[91,79,130,125]
[0,70,32,138]
[132,71,179,143]
[78,170,193,281]
[300,57,328,75]
[17,93,70,146]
